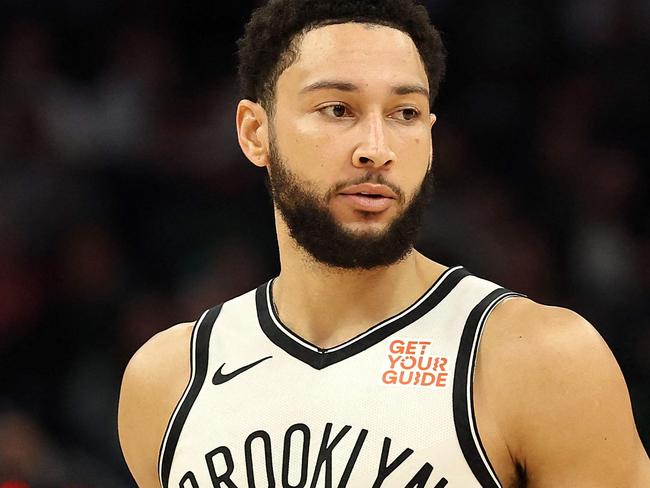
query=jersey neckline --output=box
[255,265,471,370]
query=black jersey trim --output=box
[452,288,524,488]
[158,305,222,488]
[256,266,470,370]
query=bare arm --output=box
[117,322,194,488]
[480,299,650,487]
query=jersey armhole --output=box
[453,289,524,488]
[157,305,223,488]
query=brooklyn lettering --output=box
[180,423,448,487]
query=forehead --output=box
[278,23,429,96]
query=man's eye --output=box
[322,104,351,118]
[396,108,420,121]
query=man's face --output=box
[267,23,436,269]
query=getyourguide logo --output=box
[382,339,450,388]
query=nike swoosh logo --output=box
[212,356,272,385]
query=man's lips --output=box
[339,183,398,199]
[338,183,398,212]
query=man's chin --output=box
[337,220,393,239]
[287,213,417,270]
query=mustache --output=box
[327,173,404,203]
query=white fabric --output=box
[164,272,504,487]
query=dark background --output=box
[0,0,648,485]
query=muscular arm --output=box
[117,322,194,488]
[478,299,650,488]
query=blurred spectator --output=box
[0,409,126,487]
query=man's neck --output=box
[272,231,447,349]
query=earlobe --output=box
[236,100,269,167]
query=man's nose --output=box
[352,114,396,169]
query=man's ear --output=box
[236,99,269,167]
[429,113,437,166]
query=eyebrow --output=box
[392,84,429,98]
[299,80,429,99]
[300,81,358,93]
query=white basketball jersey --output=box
[158,266,522,488]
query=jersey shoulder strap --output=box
[453,286,524,488]
[158,304,223,488]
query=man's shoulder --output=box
[486,296,601,354]
[478,297,650,486]
[128,322,195,374]
[477,296,611,451]
[118,322,195,487]
[119,321,195,429]
[481,296,613,395]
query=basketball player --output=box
[118,0,650,486]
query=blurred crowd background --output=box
[0,0,648,485]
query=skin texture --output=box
[118,322,193,488]
[118,23,650,487]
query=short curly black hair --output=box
[237,0,446,113]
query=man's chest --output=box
[169,338,467,487]
[159,272,520,487]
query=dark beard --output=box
[266,137,434,270]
